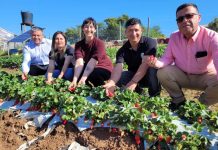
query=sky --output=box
[0,0,217,38]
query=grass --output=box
[0,50,7,56]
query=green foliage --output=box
[85,99,117,123]
[90,86,109,101]
[62,95,91,121]
[0,72,216,149]
[207,18,218,32]
[106,47,118,63]
[176,101,218,132]
[65,27,81,44]
[146,26,165,38]
[0,55,22,69]
[0,50,7,56]
[156,44,167,58]
[65,14,166,43]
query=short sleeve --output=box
[143,38,157,56]
[115,47,124,64]
[66,45,74,56]
[49,51,55,60]
[75,42,84,59]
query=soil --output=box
[0,111,140,150]
[0,110,46,150]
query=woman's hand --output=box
[125,80,137,91]
[103,81,116,97]
[58,74,63,79]
[78,77,87,85]
[69,80,77,88]
[45,78,53,85]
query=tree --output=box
[118,15,129,26]
[65,14,166,42]
[147,26,165,38]
[97,22,106,40]
[207,18,218,32]
[104,18,120,40]
[65,27,81,44]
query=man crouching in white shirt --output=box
[21,26,52,80]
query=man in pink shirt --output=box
[146,3,218,110]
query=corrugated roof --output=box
[0,27,15,42]
[8,30,31,43]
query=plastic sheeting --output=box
[0,98,218,150]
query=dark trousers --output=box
[87,68,111,87]
[29,64,48,76]
[78,67,111,87]
[117,68,161,97]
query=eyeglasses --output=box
[176,13,199,23]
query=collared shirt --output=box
[157,26,218,78]
[116,36,157,72]
[22,38,52,73]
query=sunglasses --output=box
[176,13,198,23]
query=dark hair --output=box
[81,17,97,29]
[176,3,199,14]
[50,31,67,59]
[31,26,44,35]
[51,31,67,50]
[125,18,142,28]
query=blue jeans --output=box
[52,68,74,81]
[117,68,161,97]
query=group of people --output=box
[21,3,218,110]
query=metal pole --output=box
[147,17,150,37]
[97,24,99,38]
[119,21,121,40]
[79,27,81,40]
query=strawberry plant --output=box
[140,96,171,116]
[62,95,91,121]
[7,75,22,100]
[17,80,37,102]
[170,131,211,150]
[85,99,118,124]
[113,89,140,104]
[176,101,218,132]
[73,84,91,97]
[176,101,206,124]
[28,75,46,87]
[90,86,109,101]
[0,73,215,149]
[32,86,59,112]
[110,102,146,131]
[0,74,12,99]
[142,116,177,145]
[204,110,218,132]
[0,55,22,69]
[0,74,21,100]
[50,78,71,92]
